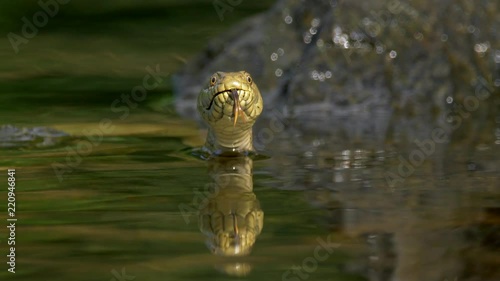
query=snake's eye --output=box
[246,75,252,84]
[210,76,217,86]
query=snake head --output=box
[197,71,263,127]
[201,209,264,256]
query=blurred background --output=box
[0,0,275,124]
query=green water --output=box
[0,1,499,281]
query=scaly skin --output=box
[197,71,263,155]
[198,156,263,257]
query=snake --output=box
[198,156,263,257]
[196,71,264,258]
[197,71,263,155]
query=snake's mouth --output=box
[206,88,249,126]
[207,211,257,256]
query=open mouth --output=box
[206,89,246,126]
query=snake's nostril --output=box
[225,80,241,89]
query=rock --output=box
[174,0,499,145]
[0,124,70,148]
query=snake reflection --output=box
[198,155,263,257]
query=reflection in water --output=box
[197,155,263,275]
[272,140,500,281]
[214,262,253,277]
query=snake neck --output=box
[205,123,254,154]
